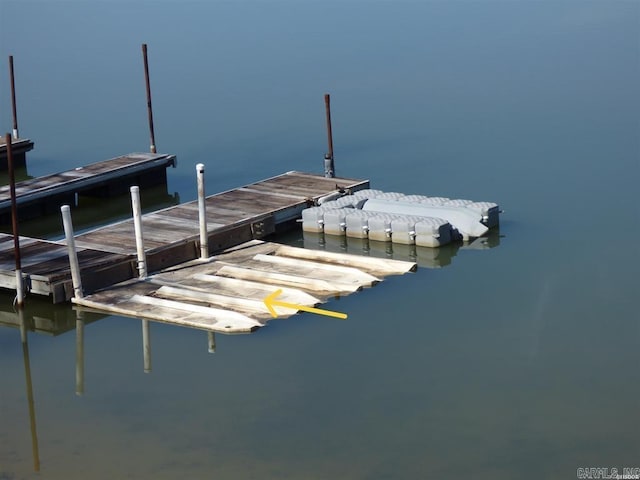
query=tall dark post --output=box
[142,44,157,154]
[9,56,19,139]
[324,93,335,178]
[6,132,24,307]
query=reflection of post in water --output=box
[18,308,40,472]
[142,319,151,373]
[208,331,216,353]
[76,310,84,396]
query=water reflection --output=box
[1,297,222,474]
[302,228,502,269]
[0,183,180,239]
[142,319,151,373]
[0,164,32,185]
[18,307,40,473]
[75,310,85,396]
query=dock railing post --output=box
[324,93,335,178]
[9,56,20,139]
[196,163,209,259]
[130,186,148,278]
[7,133,24,306]
[61,205,84,299]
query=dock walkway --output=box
[0,152,176,222]
[0,171,369,302]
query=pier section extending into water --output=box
[0,152,176,223]
[0,171,369,303]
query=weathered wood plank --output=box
[215,264,362,294]
[275,244,417,275]
[252,253,381,285]
[187,274,321,305]
[154,285,292,318]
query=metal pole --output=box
[324,93,335,178]
[142,319,151,373]
[61,205,84,298]
[142,44,157,154]
[130,186,148,278]
[7,133,24,306]
[196,163,208,259]
[9,56,19,139]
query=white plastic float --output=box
[301,189,500,246]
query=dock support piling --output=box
[7,133,24,306]
[324,93,335,178]
[141,44,157,154]
[61,205,84,299]
[142,319,151,373]
[9,56,19,139]
[197,163,209,259]
[130,186,148,278]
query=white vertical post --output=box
[142,320,151,373]
[196,163,208,259]
[130,186,147,278]
[61,205,84,299]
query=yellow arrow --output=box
[263,289,348,319]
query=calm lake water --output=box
[1,1,639,479]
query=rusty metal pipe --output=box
[324,93,335,178]
[9,56,19,139]
[142,44,157,153]
[6,132,24,305]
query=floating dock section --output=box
[302,189,501,245]
[73,240,416,333]
[0,152,176,222]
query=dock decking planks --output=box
[0,233,133,301]
[0,171,369,302]
[73,240,417,334]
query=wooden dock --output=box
[0,152,176,222]
[0,233,134,302]
[0,171,369,302]
[0,137,34,169]
[73,240,416,333]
